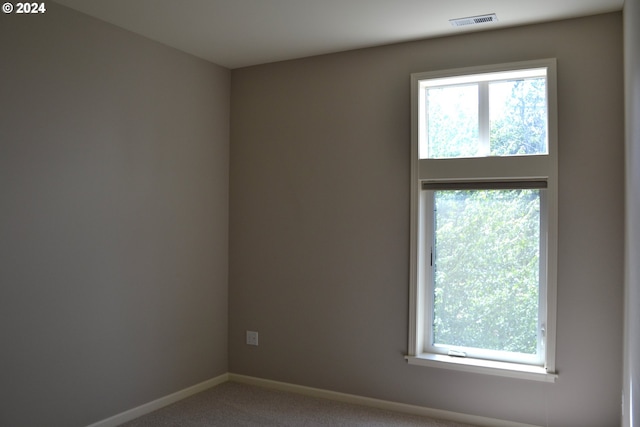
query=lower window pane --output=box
[432,189,540,355]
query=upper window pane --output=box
[419,68,548,159]
[489,78,548,156]
[426,84,479,158]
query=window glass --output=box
[489,78,548,156]
[426,84,478,158]
[432,189,541,356]
[420,70,548,159]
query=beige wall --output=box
[229,13,624,427]
[624,0,640,425]
[0,4,230,427]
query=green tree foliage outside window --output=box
[427,84,479,158]
[432,189,541,355]
[426,78,547,158]
[490,78,547,156]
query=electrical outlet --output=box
[246,330,259,346]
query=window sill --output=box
[405,354,557,383]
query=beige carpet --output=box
[120,381,479,426]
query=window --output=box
[407,60,558,382]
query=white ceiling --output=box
[53,0,623,69]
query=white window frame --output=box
[406,59,558,382]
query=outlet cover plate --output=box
[246,330,259,346]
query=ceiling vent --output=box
[449,13,498,27]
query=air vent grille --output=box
[450,13,498,27]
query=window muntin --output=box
[409,59,558,378]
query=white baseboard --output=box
[86,373,229,427]
[228,373,542,427]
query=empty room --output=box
[1,1,639,426]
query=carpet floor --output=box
[119,381,479,426]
